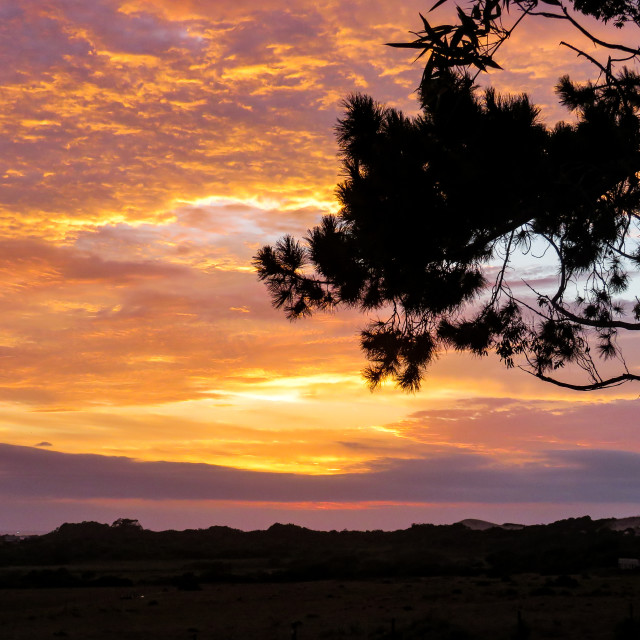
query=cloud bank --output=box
[4,442,640,505]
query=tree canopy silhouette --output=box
[255,0,640,391]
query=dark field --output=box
[3,573,640,639]
[3,517,640,639]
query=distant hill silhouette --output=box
[456,519,525,531]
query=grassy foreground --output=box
[2,573,640,639]
[3,517,640,638]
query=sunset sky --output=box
[2,0,640,533]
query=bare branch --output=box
[560,4,640,57]
[523,368,640,390]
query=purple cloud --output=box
[3,443,640,505]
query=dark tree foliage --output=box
[573,0,640,26]
[255,0,640,391]
[111,518,143,530]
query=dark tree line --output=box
[256,0,640,391]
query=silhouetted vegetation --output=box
[3,519,640,639]
[2,516,640,587]
[255,0,640,392]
